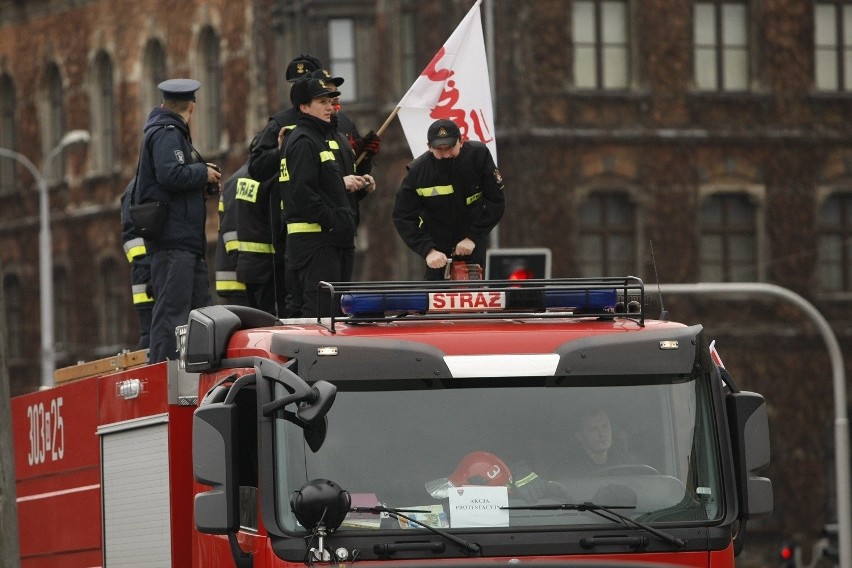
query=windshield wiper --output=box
[351,505,481,556]
[501,502,686,549]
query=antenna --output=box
[649,240,668,321]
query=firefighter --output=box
[234,156,285,315]
[279,77,355,317]
[392,118,505,280]
[248,55,380,315]
[214,165,249,306]
[309,68,379,233]
[120,177,154,350]
[137,78,221,363]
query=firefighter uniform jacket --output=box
[392,141,505,265]
[235,163,279,284]
[136,107,208,255]
[214,165,248,298]
[120,178,154,309]
[280,113,356,271]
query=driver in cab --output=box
[512,408,634,503]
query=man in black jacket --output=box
[279,78,355,317]
[393,119,505,280]
[136,78,221,363]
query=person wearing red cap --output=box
[393,118,506,280]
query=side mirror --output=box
[193,401,239,534]
[726,390,773,519]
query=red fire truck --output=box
[13,276,772,567]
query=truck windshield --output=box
[273,370,723,532]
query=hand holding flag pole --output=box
[356,0,495,166]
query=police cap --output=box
[290,78,341,107]
[309,68,344,87]
[428,119,461,148]
[285,54,323,82]
[158,78,201,101]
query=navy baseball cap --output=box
[158,78,201,101]
[290,78,341,107]
[428,119,461,148]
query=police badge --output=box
[174,149,185,164]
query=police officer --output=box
[214,164,249,306]
[120,177,154,350]
[137,78,221,363]
[393,118,505,280]
[280,77,355,317]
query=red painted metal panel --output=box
[12,377,102,565]
[97,361,169,425]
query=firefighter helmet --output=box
[448,451,512,487]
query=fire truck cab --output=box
[13,277,772,567]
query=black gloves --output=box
[511,460,562,503]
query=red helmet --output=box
[448,451,512,487]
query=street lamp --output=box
[0,129,90,388]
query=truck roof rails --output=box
[317,276,646,333]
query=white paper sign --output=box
[447,485,509,528]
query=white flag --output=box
[396,0,496,164]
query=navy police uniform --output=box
[393,119,506,280]
[137,78,212,363]
[120,177,154,350]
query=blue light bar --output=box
[340,288,618,317]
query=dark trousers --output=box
[296,246,354,318]
[136,306,152,350]
[149,249,211,363]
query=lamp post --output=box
[0,129,90,388]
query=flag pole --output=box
[355,106,401,165]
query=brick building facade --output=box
[1,0,851,564]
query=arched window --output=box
[195,26,221,153]
[41,62,65,183]
[700,193,757,281]
[3,273,21,359]
[578,191,637,277]
[90,50,116,174]
[0,73,16,194]
[100,258,124,347]
[141,39,167,122]
[818,193,852,292]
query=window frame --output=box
[814,1,852,91]
[90,50,116,175]
[0,73,15,193]
[577,190,639,277]
[817,192,852,292]
[698,192,760,282]
[571,0,631,90]
[693,0,751,92]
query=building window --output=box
[141,39,167,122]
[815,2,852,91]
[578,192,636,277]
[818,193,852,291]
[54,266,69,354]
[572,0,629,89]
[41,62,65,183]
[0,73,15,194]
[4,273,21,358]
[700,193,757,282]
[329,18,357,102]
[694,1,749,91]
[90,51,115,175]
[100,258,124,346]
[195,27,221,154]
